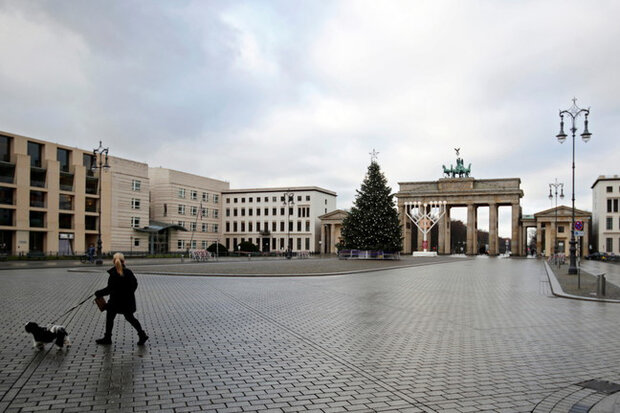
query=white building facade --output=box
[592,175,620,254]
[222,187,337,254]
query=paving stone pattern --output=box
[1,258,620,412]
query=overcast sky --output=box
[1,0,618,237]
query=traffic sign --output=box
[574,221,584,231]
[575,230,584,237]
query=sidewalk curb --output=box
[543,261,620,303]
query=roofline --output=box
[223,186,337,197]
[397,177,522,185]
[591,175,620,188]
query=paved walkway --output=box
[2,257,620,412]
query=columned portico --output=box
[396,177,524,256]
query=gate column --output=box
[489,203,498,255]
[467,204,477,255]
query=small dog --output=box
[25,322,71,350]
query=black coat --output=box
[95,266,138,314]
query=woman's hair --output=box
[113,252,125,275]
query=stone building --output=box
[147,167,229,253]
[222,187,337,253]
[591,175,620,254]
[521,206,591,257]
[0,131,149,255]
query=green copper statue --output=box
[442,148,471,178]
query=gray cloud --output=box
[0,0,618,237]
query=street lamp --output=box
[556,98,591,274]
[92,141,110,265]
[548,178,564,264]
[282,190,295,259]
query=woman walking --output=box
[95,252,148,345]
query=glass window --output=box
[190,190,197,200]
[178,221,185,228]
[226,208,230,217]
[0,208,14,226]
[132,179,141,191]
[178,204,186,215]
[213,209,218,218]
[178,188,185,198]
[131,198,140,209]
[614,199,619,213]
[0,135,11,162]
[202,223,207,232]
[85,216,97,230]
[59,194,73,210]
[30,191,46,208]
[190,222,196,231]
[606,238,613,252]
[134,238,140,247]
[30,211,45,228]
[213,223,219,232]
[0,187,14,205]
[57,148,70,172]
[558,226,564,233]
[608,199,613,213]
[202,192,207,201]
[202,240,207,249]
[28,142,43,168]
[607,217,613,230]
[607,186,613,193]
[306,195,310,201]
[177,240,185,250]
[213,194,219,203]
[190,206,197,216]
[131,217,140,228]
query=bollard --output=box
[597,273,606,296]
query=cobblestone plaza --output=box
[2,257,620,412]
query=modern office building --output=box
[147,167,229,253]
[592,175,620,254]
[222,187,337,253]
[0,131,150,255]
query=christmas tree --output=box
[340,160,402,252]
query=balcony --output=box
[30,167,46,188]
[0,162,15,184]
[59,172,74,191]
[0,208,14,226]
[29,211,45,228]
[85,176,98,195]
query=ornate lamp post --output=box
[92,141,110,265]
[548,179,564,264]
[282,190,295,259]
[556,98,591,274]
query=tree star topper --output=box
[370,149,379,162]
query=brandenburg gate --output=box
[395,151,524,256]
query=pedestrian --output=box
[94,252,148,345]
[87,244,95,263]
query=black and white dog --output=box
[25,322,71,350]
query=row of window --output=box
[225,237,311,251]
[0,209,98,229]
[177,188,220,203]
[225,220,311,233]
[226,206,310,218]
[226,195,311,204]
[605,217,620,231]
[177,239,219,250]
[173,221,219,233]
[606,186,620,193]
[173,204,219,218]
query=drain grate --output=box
[577,379,620,395]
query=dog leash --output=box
[50,294,95,325]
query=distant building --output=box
[521,206,591,257]
[0,131,149,255]
[0,131,339,256]
[148,167,229,253]
[222,187,337,253]
[591,175,620,254]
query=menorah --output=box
[404,200,447,255]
